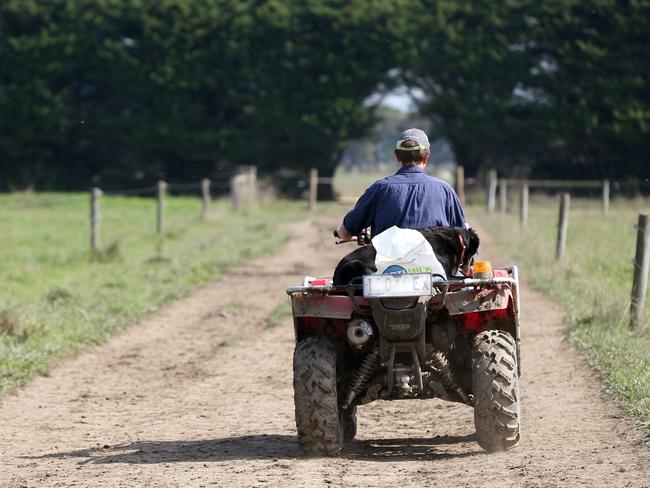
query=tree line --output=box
[1,0,648,191]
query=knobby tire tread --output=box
[293,337,343,456]
[472,330,521,452]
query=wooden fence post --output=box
[309,168,318,212]
[487,169,497,214]
[499,179,508,214]
[200,178,211,220]
[231,175,241,212]
[248,166,257,206]
[157,180,166,234]
[520,184,529,227]
[630,214,650,329]
[555,193,570,261]
[455,165,465,205]
[90,187,102,251]
[602,179,610,217]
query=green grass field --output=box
[0,193,306,394]
[470,197,650,441]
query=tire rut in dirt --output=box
[472,329,521,452]
[293,336,343,456]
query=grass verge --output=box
[469,198,650,442]
[0,193,306,395]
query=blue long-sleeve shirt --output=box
[342,166,465,237]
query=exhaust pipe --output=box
[347,319,373,347]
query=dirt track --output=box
[1,216,648,488]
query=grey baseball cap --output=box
[395,128,430,151]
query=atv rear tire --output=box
[472,330,521,452]
[293,337,343,456]
[341,406,357,442]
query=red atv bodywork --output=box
[288,267,521,367]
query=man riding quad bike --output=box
[334,128,465,242]
[286,129,521,455]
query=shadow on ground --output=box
[23,433,482,465]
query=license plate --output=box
[363,273,433,298]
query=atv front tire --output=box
[472,330,521,452]
[293,337,343,456]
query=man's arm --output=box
[445,185,466,227]
[339,183,378,237]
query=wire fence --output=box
[467,168,649,329]
[88,168,260,251]
[102,185,160,197]
[96,179,234,198]
[0,194,86,209]
[0,167,260,253]
[464,173,650,207]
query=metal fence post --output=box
[499,179,508,214]
[555,193,570,261]
[455,165,465,205]
[157,180,166,234]
[487,169,497,214]
[602,179,610,217]
[630,214,650,329]
[309,168,318,212]
[90,187,102,251]
[200,178,211,220]
[520,184,529,227]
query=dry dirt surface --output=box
[1,216,648,488]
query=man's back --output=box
[343,166,465,237]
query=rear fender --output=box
[290,294,359,343]
[443,284,512,316]
[441,265,522,375]
[291,295,354,320]
[442,266,521,344]
[452,298,516,337]
[293,316,348,343]
[446,286,516,337]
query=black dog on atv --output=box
[333,227,480,285]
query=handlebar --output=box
[333,229,355,245]
[336,238,358,245]
[334,228,370,246]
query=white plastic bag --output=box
[371,226,446,279]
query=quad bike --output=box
[286,231,521,456]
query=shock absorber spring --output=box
[342,350,379,409]
[430,351,473,405]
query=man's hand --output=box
[336,224,353,241]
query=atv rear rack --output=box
[286,272,518,297]
[287,266,520,322]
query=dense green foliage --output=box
[0,0,398,190]
[403,1,650,179]
[0,193,306,393]
[1,1,648,189]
